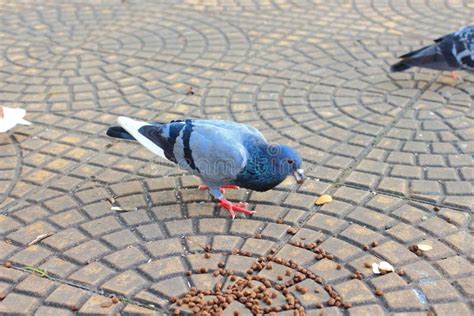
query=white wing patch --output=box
[117,116,167,159]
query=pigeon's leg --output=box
[450,71,459,80]
[198,184,240,194]
[218,198,254,219]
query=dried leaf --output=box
[27,233,53,246]
[378,261,394,272]
[315,195,333,205]
[111,206,137,212]
[372,261,394,274]
[100,300,113,308]
[372,263,380,274]
[417,244,433,251]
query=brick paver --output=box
[0,0,472,315]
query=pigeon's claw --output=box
[451,71,459,80]
[220,185,240,189]
[218,198,254,219]
[198,184,209,190]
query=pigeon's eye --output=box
[287,159,294,164]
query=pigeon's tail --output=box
[116,116,167,159]
[390,61,413,72]
[106,126,136,141]
[390,43,455,72]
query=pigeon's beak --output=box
[293,168,305,184]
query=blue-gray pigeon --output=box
[391,25,474,79]
[106,117,304,218]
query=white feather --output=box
[117,116,167,159]
[0,106,31,133]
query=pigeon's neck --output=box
[235,143,287,191]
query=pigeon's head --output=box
[270,144,304,184]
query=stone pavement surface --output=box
[0,0,473,315]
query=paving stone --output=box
[240,238,275,256]
[198,218,228,234]
[401,261,442,282]
[308,259,352,283]
[139,257,185,280]
[369,272,408,291]
[436,256,474,278]
[15,274,56,296]
[150,276,189,298]
[0,293,40,315]
[289,279,329,308]
[45,284,90,308]
[35,306,74,316]
[373,240,418,266]
[0,241,18,260]
[0,266,26,283]
[340,224,385,246]
[136,223,165,241]
[42,228,87,251]
[334,279,376,304]
[333,187,371,204]
[40,254,75,276]
[431,302,471,316]
[63,240,110,264]
[212,235,243,252]
[384,289,425,310]
[79,294,123,314]
[9,245,51,266]
[146,238,183,258]
[101,229,140,249]
[348,305,385,316]
[69,262,114,287]
[80,215,122,237]
[306,213,348,234]
[418,216,458,237]
[225,255,258,275]
[319,237,362,261]
[122,304,157,315]
[386,223,426,243]
[7,221,57,245]
[104,246,148,269]
[102,270,147,296]
[230,219,264,236]
[348,207,395,230]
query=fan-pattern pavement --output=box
[0,0,472,315]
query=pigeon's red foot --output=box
[198,184,240,193]
[450,71,459,81]
[218,198,254,219]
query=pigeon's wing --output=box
[117,117,248,182]
[170,119,267,142]
[182,122,249,182]
[452,25,474,70]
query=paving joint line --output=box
[0,262,166,313]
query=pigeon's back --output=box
[452,25,474,70]
[114,117,267,184]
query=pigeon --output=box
[106,117,304,218]
[390,25,474,79]
[0,106,31,133]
